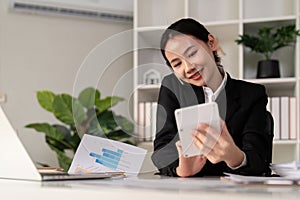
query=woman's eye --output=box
[188,50,197,58]
[173,62,181,68]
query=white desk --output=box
[1,174,300,200]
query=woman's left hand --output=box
[193,119,244,168]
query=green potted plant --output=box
[25,87,134,171]
[235,24,300,78]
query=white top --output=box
[203,72,228,103]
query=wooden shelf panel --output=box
[188,0,239,23]
[243,0,296,20]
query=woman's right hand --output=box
[175,141,207,177]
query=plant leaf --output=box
[78,87,101,109]
[235,24,300,60]
[69,133,81,151]
[105,129,132,140]
[87,117,105,137]
[114,115,134,133]
[37,90,56,112]
[46,136,70,151]
[95,96,124,114]
[97,110,118,133]
[52,94,74,124]
[56,151,72,172]
[49,146,72,171]
[26,123,75,151]
[25,123,65,141]
[73,99,87,125]
[53,124,71,139]
[52,94,86,125]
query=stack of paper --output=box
[222,173,300,185]
[271,161,300,178]
[223,162,300,185]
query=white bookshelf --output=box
[133,0,300,164]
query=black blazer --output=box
[151,73,270,177]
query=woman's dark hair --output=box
[160,18,221,67]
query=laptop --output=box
[0,106,123,181]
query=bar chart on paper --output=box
[68,134,147,175]
[89,148,130,170]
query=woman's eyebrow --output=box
[169,45,196,64]
[183,45,195,56]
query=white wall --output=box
[0,0,133,167]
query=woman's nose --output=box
[183,60,195,73]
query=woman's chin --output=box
[189,79,205,87]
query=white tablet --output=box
[174,102,221,158]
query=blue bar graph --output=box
[89,148,123,170]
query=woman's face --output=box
[164,34,219,87]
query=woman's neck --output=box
[210,72,223,92]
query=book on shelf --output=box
[271,97,280,140]
[280,97,289,140]
[137,101,157,142]
[290,97,297,140]
[268,96,297,141]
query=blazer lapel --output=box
[223,75,240,122]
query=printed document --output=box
[68,134,147,176]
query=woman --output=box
[151,18,271,177]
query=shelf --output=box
[242,19,297,80]
[137,47,171,85]
[188,0,239,23]
[137,0,184,27]
[203,20,239,27]
[243,0,296,20]
[243,16,297,24]
[136,26,168,32]
[245,77,297,85]
[137,84,160,90]
[137,141,154,149]
[137,84,160,102]
[245,78,297,96]
[134,0,300,163]
[273,140,298,145]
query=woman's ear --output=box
[207,34,217,50]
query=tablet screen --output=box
[175,102,221,157]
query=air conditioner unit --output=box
[9,0,133,23]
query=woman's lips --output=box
[190,73,201,80]
[189,69,203,80]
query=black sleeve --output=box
[151,83,180,177]
[232,85,271,176]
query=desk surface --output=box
[1,173,300,200]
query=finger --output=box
[194,155,208,164]
[197,123,221,142]
[199,155,207,161]
[220,119,229,136]
[206,126,221,141]
[197,123,209,131]
[194,128,217,149]
[193,135,214,156]
[175,140,182,148]
[175,140,183,156]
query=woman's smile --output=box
[190,72,201,80]
[188,68,204,81]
